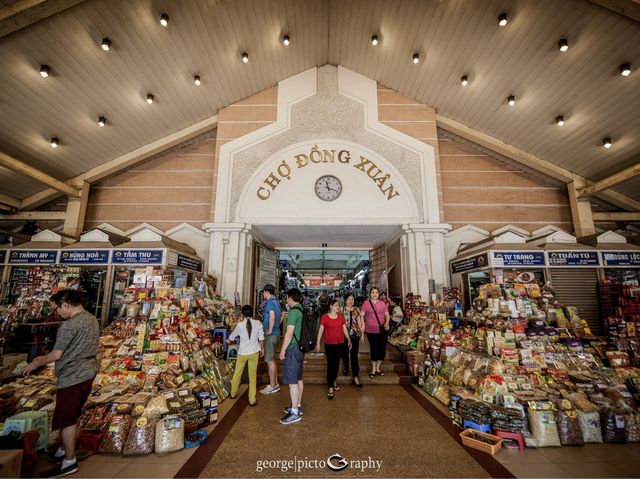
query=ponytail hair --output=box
[241,304,253,337]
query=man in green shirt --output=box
[278,288,304,424]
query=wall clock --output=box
[314,175,342,202]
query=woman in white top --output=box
[227,305,264,406]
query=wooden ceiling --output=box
[0,0,638,204]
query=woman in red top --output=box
[315,299,352,399]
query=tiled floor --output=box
[35,383,640,478]
[35,385,248,479]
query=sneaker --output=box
[260,384,280,395]
[47,450,64,464]
[249,401,258,407]
[282,406,303,416]
[39,461,78,478]
[279,412,302,425]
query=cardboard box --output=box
[2,353,28,378]
[0,449,23,478]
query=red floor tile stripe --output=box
[174,390,249,479]
[402,385,515,479]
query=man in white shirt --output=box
[227,305,265,406]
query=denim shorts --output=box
[282,347,304,384]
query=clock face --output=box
[314,175,342,202]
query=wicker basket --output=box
[460,428,503,455]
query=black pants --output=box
[340,339,350,373]
[367,331,387,362]
[325,343,346,387]
[349,335,360,377]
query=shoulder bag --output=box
[369,300,385,334]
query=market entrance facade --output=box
[204,66,450,304]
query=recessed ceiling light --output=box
[508,95,516,106]
[603,137,612,149]
[101,37,111,51]
[160,13,169,27]
[498,13,508,26]
[146,93,154,104]
[412,53,419,64]
[193,75,201,86]
[98,116,106,127]
[242,52,249,63]
[283,35,290,46]
[461,75,468,86]
[371,35,378,46]
[40,65,50,78]
[558,38,568,52]
[620,63,631,77]
[50,137,59,148]
[556,115,565,126]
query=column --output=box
[401,223,451,298]
[203,223,252,299]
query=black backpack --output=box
[291,305,316,353]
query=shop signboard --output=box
[112,249,164,265]
[8,250,59,264]
[176,254,203,272]
[60,249,110,265]
[547,251,600,267]
[0,249,6,264]
[491,251,546,267]
[600,251,640,267]
[450,253,489,274]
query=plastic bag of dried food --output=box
[578,411,603,443]
[155,415,184,454]
[143,395,169,418]
[625,411,640,442]
[99,415,133,454]
[600,407,626,444]
[568,393,599,414]
[527,410,561,447]
[123,416,158,456]
[555,400,584,446]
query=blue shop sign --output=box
[60,249,110,264]
[112,249,164,265]
[547,251,600,267]
[600,251,640,267]
[8,250,58,264]
[451,253,489,273]
[0,250,6,264]
[177,254,203,272]
[491,251,546,267]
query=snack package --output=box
[625,411,640,443]
[600,407,626,444]
[527,401,561,447]
[99,415,133,454]
[155,415,185,454]
[556,399,584,446]
[578,411,603,443]
[123,416,158,456]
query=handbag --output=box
[369,300,385,334]
[347,309,360,338]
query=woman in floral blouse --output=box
[343,293,365,387]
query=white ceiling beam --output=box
[0,210,66,220]
[0,0,87,38]
[587,0,640,22]
[0,151,79,197]
[0,194,21,209]
[593,211,640,222]
[578,161,640,198]
[436,114,640,212]
[19,115,218,210]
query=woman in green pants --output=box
[228,305,264,406]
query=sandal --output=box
[376,371,385,376]
[328,389,334,399]
[334,383,340,391]
[369,373,375,379]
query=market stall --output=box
[450,231,546,310]
[109,228,204,323]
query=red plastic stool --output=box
[495,430,525,450]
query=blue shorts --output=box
[282,347,304,384]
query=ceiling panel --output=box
[0,0,638,203]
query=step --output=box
[257,370,412,386]
[257,360,406,373]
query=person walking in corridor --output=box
[228,305,264,406]
[361,287,390,379]
[343,293,365,387]
[315,299,351,399]
[279,288,305,424]
[260,284,281,395]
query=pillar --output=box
[401,223,450,298]
[203,222,252,299]
[63,180,90,238]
